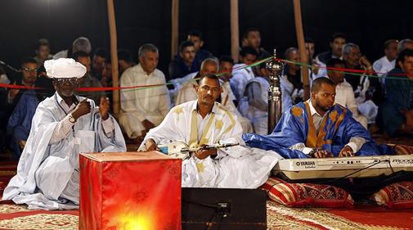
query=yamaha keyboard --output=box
[272,155,413,180]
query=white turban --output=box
[44,58,86,79]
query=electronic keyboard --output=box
[272,155,413,180]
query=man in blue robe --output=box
[244,77,413,199]
[245,77,391,159]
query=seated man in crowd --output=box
[139,74,281,188]
[119,43,171,141]
[230,46,257,102]
[0,58,39,156]
[3,58,126,210]
[71,51,105,105]
[168,41,198,81]
[377,49,413,137]
[7,89,43,158]
[238,60,271,135]
[326,58,368,128]
[280,47,305,112]
[342,43,383,124]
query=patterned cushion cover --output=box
[372,181,413,209]
[261,176,354,208]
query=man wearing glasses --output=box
[0,57,38,156]
[3,58,126,210]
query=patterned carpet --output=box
[0,201,412,229]
[266,201,413,230]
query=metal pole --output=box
[267,49,284,134]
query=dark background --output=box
[1,0,412,75]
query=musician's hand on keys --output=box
[338,145,354,157]
[313,149,333,158]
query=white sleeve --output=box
[49,115,74,144]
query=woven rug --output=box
[0,202,78,230]
[0,201,412,229]
[267,201,413,230]
[0,162,17,196]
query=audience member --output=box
[118,48,134,75]
[280,47,303,112]
[342,43,382,123]
[33,38,53,66]
[238,60,271,135]
[71,51,105,105]
[230,46,258,101]
[241,28,270,59]
[187,29,213,66]
[53,37,92,60]
[326,58,368,128]
[377,49,413,137]
[91,48,107,83]
[316,33,346,65]
[373,39,398,78]
[168,41,198,81]
[119,43,171,141]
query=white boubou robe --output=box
[3,93,126,210]
[175,76,253,133]
[139,100,282,188]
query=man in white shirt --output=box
[119,43,171,140]
[3,58,126,210]
[373,39,398,86]
[327,58,368,128]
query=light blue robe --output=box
[3,93,126,210]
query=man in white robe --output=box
[2,58,126,210]
[139,75,281,188]
[175,58,253,132]
[119,43,171,140]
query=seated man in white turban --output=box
[2,58,126,210]
[139,74,281,188]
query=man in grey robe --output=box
[2,58,126,210]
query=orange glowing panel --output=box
[79,152,182,230]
